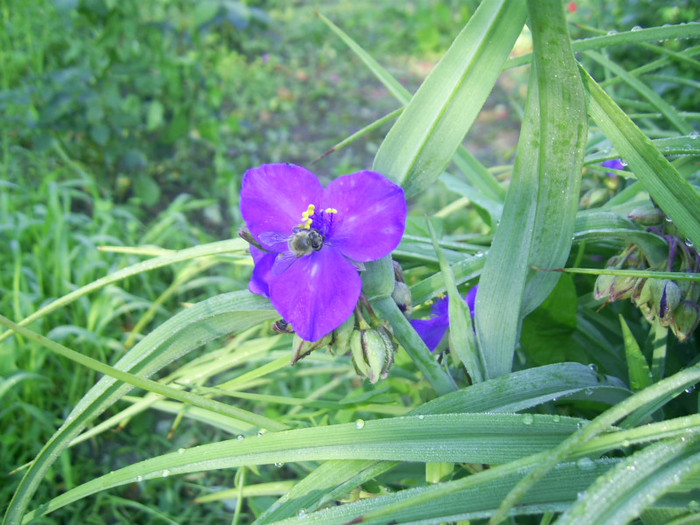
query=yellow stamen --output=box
[299,204,316,229]
[325,208,338,214]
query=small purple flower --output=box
[602,159,625,177]
[411,286,478,351]
[241,163,407,342]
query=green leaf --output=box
[521,275,579,366]
[620,315,653,392]
[557,434,700,525]
[475,0,587,378]
[255,362,630,523]
[372,0,527,197]
[22,413,584,522]
[580,66,700,248]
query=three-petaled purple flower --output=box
[241,163,407,342]
[411,286,478,351]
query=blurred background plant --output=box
[1,0,699,523]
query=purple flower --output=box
[241,163,407,342]
[602,159,625,177]
[411,286,478,351]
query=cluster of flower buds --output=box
[282,289,400,383]
[594,205,699,342]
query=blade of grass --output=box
[475,0,587,377]
[371,0,527,197]
[581,66,700,248]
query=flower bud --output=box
[391,281,413,315]
[331,315,355,355]
[594,274,615,300]
[350,328,395,383]
[628,205,665,226]
[657,280,682,326]
[671,301,700,343]
[609,275,641,301]
[291,333,332,364]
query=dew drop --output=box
[522,413,534,425]
[688,500,700,513]
[587,363,598,373]
[355,419,365,430]
[622,439,631,448]
[689,131,699,139]
[631,25,643,31]
[177,448,185,455]
[576,457,596,471]
[685,387,695,394]
[552,415,561,423]
[608,29,618,35]
[298,509,307,518]
[417,415,425,420]
[237,434,245,441]
[685,238,694,248]
[584,387,594,397]
[162,469,171,478]
[136,475,143,482]
[257,431,264,438]
[274,462,284,468]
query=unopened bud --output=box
[581,188,609,208]
[331,315,355,355]
[628,205,665,226]
[392,281,413,315]
[657,280,682,326]
[291,333,332,364]
[671,301,700,342]
[594,274,615,300]
[609,275,640,301]
[350,328,395,383]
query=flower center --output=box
[298,203,337,234]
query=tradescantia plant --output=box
[3,1,700,524]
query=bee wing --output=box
[258,231,289,251]
[272,251,299,275]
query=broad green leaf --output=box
[372,0,527,197]
[581,67,700,248]
[556,434,700,525]
[256,362,630,523]
[521,275,579,366]
[3,291,278,525]
[475,0,587,378]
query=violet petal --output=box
[268,247,361,342]
[249,247,275,297]
[410,316,450,352]
[241,164,323,245]
[322,170,406,262]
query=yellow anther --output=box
[325,207,338,214]
[299,204,316,229]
